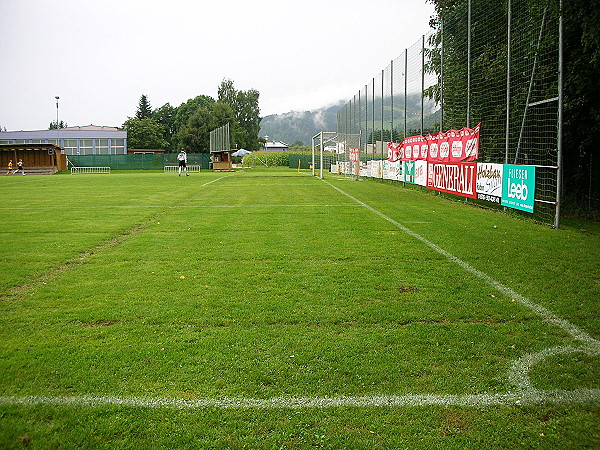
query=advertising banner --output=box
[387,142,401,162]
[414,160,428,186]
[476,163,503,204]
[404,160,416,184]
[388,160,403,181]
[501,165,535,213]
[400,124,480,162]
[427,162,477,198]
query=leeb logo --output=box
[501,164,535,213]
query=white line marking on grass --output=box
[1,389,599,410]
[323,180,600,402]
[201,176,232,186]
[3,178,598,411]
[324,180,599,348]
[509,345,600,392]
[94,204,360,209]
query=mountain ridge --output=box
[259,101,344,146]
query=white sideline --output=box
[324,180,599,347]
[1,389,599,410]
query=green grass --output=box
[0,169,598,448]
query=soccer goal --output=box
[70,167,111,174]
[163,165,201,173]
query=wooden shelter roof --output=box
[0,143,64,151]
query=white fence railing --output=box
[70,166,111,174]
[163,165,201,173]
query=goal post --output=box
[312,131,356,179]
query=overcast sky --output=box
[0,0,435,131]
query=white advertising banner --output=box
[414,160,428,186]
[476,163,503,204]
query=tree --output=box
[173,95,215,133]
[122,117,168,149]
[561,0,600,214]
[152,103,177,151]
[218,79,261,151]
[49,120,68,130]
[135,94,153,119]
[175,101,236,153]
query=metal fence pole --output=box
[404,49,408,138]
[421,34,425,135]
[555,0,564,229]
[505,0,512,164]
[358,89,362,167]
[467,0,472,128]
[440,18,444,132]
[372,77,375,164]
[382,68,385,177]
[390,59,394,142]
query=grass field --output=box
[0,169,599,448]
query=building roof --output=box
[0,125,126,139]
[0,143,63,151]
[62,125,120,131]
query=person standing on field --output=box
[6,160,13,175]
[177,149,189,177]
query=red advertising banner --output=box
[427,162,477,199]
[387,142,401,162]
[400,123,480,162]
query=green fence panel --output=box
[68,154,211,170]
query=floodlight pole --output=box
[55,96,60,147]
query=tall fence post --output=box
[390,59,394,142]
[404,49,408,138]
[555,0,564,229]
[440,19,444,132]
[421,34,425,135]
[467,0,472,128]
[505,0,512,164]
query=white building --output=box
[264,141,288,152]
[0,125,127,155]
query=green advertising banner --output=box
[501,164,535,213]
[403,161,416,184]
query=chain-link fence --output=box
[336,0,562,226]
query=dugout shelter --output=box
[0,143,67,174]
[210,149,235,171]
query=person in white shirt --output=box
[177,149,189,177]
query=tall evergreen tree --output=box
[135,94,153,119]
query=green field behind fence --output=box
[0,169,598,448]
